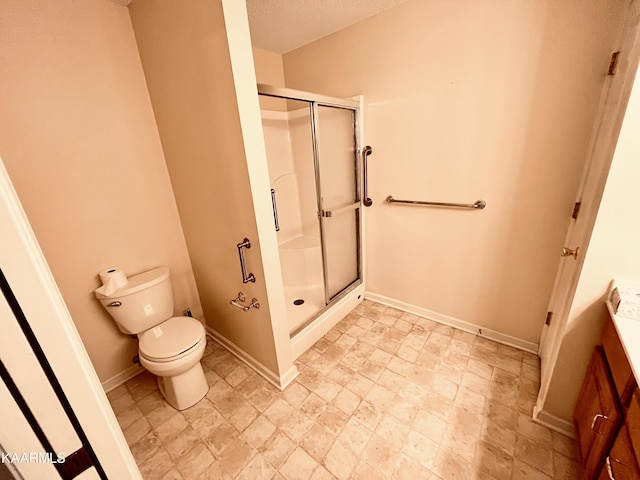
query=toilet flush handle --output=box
[108,301,122,307]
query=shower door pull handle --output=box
[236,238,256,283]
[362,145,373,207]
[322,202,359,218]
[271,189,280,232]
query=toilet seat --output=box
[138,316,205,362]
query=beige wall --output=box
[0,0,202,383]
[281,0,624,345]
[253,47,287,112]
[129,0,289,378]
[544,68,640,420]
[253,48,285,87]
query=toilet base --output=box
[157,361,209,410]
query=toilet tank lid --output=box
[95,267,169,299]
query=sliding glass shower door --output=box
[315,105,360,302]
[258,87,361,335]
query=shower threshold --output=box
[289,280,364,359]
[285,284,323,334]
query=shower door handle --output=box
[362,145,373,206]
[322,202,359,218]
[271,189,280,232]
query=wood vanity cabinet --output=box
[574,346,623,478]
[598,397,640,480]
[574,317,639,480]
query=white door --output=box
[537,0,640,393]
[0,159,141,479]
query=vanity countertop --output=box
[606,296,640,384]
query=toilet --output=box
[96,266,208,410]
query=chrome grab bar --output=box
[230,292,260,312]
[362,146,373,206]
[271,189,280,232]
[386,195,486,210]
[236,238,256,283]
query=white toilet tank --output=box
[96,267,174,335]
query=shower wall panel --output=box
[288,108,319,240]
[260,103,325,332]
[261,109,303,242]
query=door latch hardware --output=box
[561,246,579,260]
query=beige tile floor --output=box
[108,300,579,479]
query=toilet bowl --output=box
[95,267,209,410]
[138,316,208,410]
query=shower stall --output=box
[257,84,363,341]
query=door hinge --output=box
[608,51,620,76]
[545,311,553,326]
[572,202,581,219]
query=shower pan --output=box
[258,84,363,343]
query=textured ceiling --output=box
[246,0,411,54]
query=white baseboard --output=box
[205,329,298,391]
[101,363,145,393]
[101,332,299,393]
[365,291,539,354]
[533,404,576,439]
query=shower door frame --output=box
[257,84,363,336]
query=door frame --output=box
[535,0,640,425]
[0,157,141,479]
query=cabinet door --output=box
[598,424,640,480]
[602,319,636,406]
[628,391,640,461]
[574,347,623,480]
